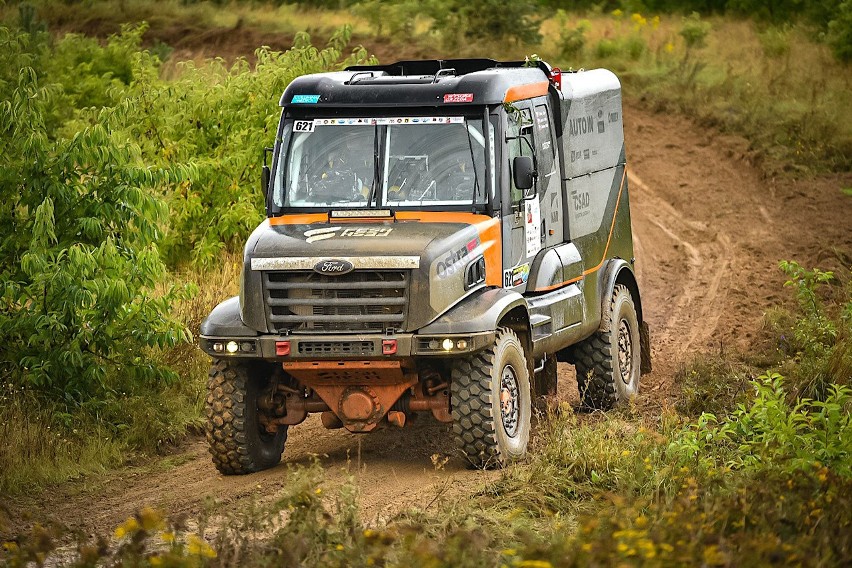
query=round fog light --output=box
[225,341,239,354]
[442,338,454,351]
[456,339,468,350]
[212,342,224,353]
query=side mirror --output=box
[261,146,274,202]
[261,164,270,200]
[513,155,535,191]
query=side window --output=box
[507,106,535,203]
[534,104,556,195]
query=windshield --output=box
[272,116,490,209]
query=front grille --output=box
[263,270,408,333]
[298,341,375,356]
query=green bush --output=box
[670,373,852,476]
[0,27,192,403]
[758,24,791,58]
[827,0,852,62]
[777,260,852,398]
[557,16,591,60]
[428,0,543,49]
[679,11,712,50]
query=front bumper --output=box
[199,331,496,360]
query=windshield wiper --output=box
[465,119,482,205]
[367,125,380,207]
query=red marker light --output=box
[551,67,562,90]
[382,339,398,355]
[276,341,291,356]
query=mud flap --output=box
[639,320,652,375]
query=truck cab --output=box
[200,58,650,473]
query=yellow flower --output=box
[315,488,323,495]
[703,545,727,565]
[516,561,553,568]
[665,42,675,53]
[139,507,165,531]
[160,531,175,544]
[621,450,631,456]
[150,556,163,566]
[114,517,140,539]
[336,544,345,551]
[631,13,647,28]
[634,515,648,528]
[502,548,517,556]
[652,16,660,29]
[2,542,19,552]
[612,9,623,18]
[186,534,217,558]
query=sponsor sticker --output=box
[503,263,530,288]
[443,93,474,103]
[340,227,393,238]
[291,94,321,104]
[525,199,542,257]
[303,227,393,243]
[309,116,465,126]
[435,237,479,279]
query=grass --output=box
[4,386,850,565]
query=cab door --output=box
[502,102,540,293]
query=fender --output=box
[417,287,528,335]
[200,296,258,337]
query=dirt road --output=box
[8,103,852,536]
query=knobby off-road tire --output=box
[451,328,531,468]
[573,284,641,410]
[205,359,287,475]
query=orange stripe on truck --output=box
[396,212,502,288]
[533,168,628,293]
[503,81,549,103]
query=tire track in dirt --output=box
[7,103,852,538]
[630,171,732,359]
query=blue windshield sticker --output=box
[291,94,321,104]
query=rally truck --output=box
[200,58,651,473]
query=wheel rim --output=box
[499,364,520,437]
[617,318,633,385]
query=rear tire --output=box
[205,359,287,475]
[451,328,531,468]
[572,284,641,410]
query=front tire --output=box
[451,328,531,468]
[572,284,641,410]
[205,359,287,475]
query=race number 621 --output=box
[294,120,315,133]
